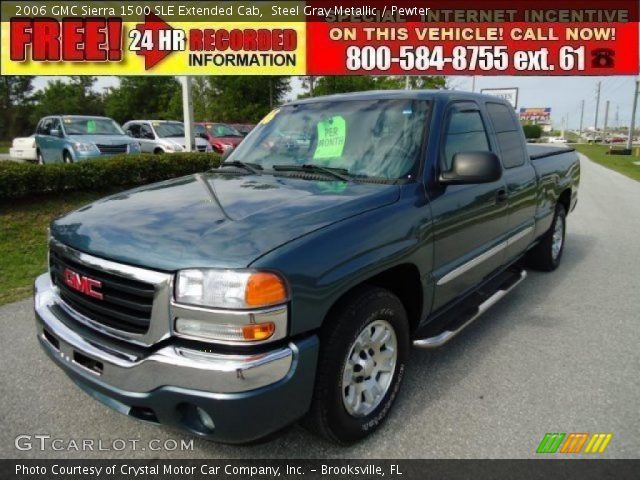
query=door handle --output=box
[496,189,508,203]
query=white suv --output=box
[123,120,212,154]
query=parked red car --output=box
[230,123,256,137]
[194,122,244,153]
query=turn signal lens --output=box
[242,322,276,341]
[245,272,288,307]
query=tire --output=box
[154,148,164,154]
[527,203,566,271]
[63,151,73,164]
[303,286,409,444]
[37,151,44,165]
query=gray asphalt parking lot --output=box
[1,154,638,459]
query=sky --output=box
[32,75,638,130]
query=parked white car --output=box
[9,135,37,161]
[122,120,212,154]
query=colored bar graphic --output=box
[537,433,613,454]
[537,433,566,453]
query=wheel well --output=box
[558,189,571,213]
[325,264,423,333]
[154,147,164,154]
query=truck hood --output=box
[51,173,400,271]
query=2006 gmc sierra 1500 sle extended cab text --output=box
[34,91,579,445]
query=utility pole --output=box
[594,81,601,131]
[471,76,476,92]
[578,99,585,143]
[603,100,610,140]
[626,77,639,150]
[405,75,410,90]
[180,76,194,152]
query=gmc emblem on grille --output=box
[63,268,103,300]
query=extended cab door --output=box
[484,102,537,261]
[429,102,510,310]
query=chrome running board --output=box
[413,270,527,349]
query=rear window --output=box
[486,103,526,169]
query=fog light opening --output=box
[177,403,216,435]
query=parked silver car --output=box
[122,120,212,154]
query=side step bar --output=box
[413,270,527,349]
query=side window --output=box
[140,124,154,139]
[486,102,526,169]
[126,124,141,138]
[39,118,53,135]
[442,104,490,170]
[50,118,62,135]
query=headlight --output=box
[175,269,288,309]
[221,143,233,151]
[165,143,183,152]
[74,142,98,153]
[174,269,289,343]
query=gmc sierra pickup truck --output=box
[34,91,579,445]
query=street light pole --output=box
[180,76,194,152]
[626,78,639,151]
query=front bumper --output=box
[34,273,319,443]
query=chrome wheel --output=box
[551,214,564,260]
[342,319,398,418]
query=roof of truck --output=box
[286,89,501,106]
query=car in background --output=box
[9,135,37,161]
[123,120,212,154]
[34,115,141,164]
[548,137,568,144]
[230,123,256,137]
[194,122,244,153]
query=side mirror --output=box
[440,151,502,185]
[50,129,62,138]
[220,147,234,161]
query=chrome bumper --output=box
[34,273,295,394]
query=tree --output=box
[200,76,291,122]
[299,75,446,98]
[30,77,104,124]
[0,76,34,139]
[104,77,182,123]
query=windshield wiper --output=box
[219,160,263,174]
[272,164,352,182]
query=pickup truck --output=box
[34,91,579,445]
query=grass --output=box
[573,144,640,182]
[0,192,104,306]
[0,141,10,154]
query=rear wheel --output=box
[527,203,566,271]
[303,286,409,444]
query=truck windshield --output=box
[227,99,429,181]
[63,117,124,135]
[154,122,184,138]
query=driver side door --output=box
[429,102,510,310]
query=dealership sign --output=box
[480,88,519,108]
[519,108,552,123]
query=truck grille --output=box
[96,144,128,154]
[49,250,155,334]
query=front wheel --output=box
[303,286,409,444]
[527,203,566,271]
[37,151,44,165]
[63,151,73,164]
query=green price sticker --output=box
[314,116,346,160]
[87,120,96,133]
